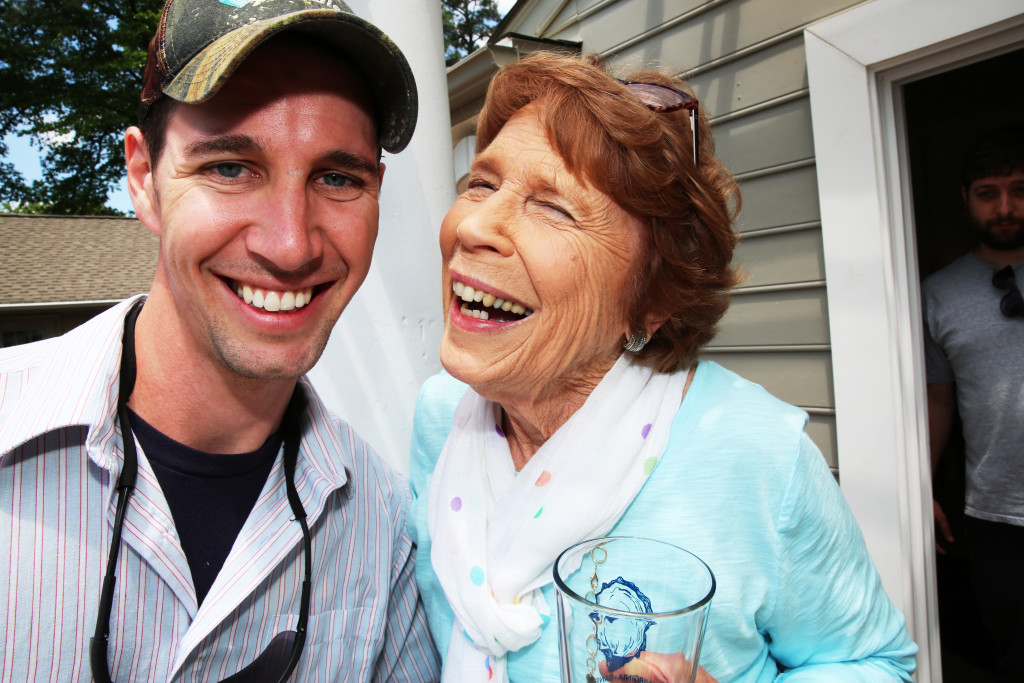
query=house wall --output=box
[457,0,870,474]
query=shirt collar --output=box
[1,295,350,495]
[0,296,140,469]
[293,375,352,495]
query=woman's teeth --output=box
[235,283,314,312]
[452,281,532,320]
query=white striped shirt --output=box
[0,298,440,682]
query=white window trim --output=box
[805,1,1024,678]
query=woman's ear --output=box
[644,309,670,339]
[124,127,161,236]
[623,310,667,352]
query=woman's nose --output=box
[455,192,516,257]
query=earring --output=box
[624,332,647,352]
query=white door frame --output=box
[805,1,1024,679]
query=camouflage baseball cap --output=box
[140,0,418,153]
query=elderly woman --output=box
[408,53,916,682]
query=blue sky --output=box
[5,132,135,213]
[5,0,519,215]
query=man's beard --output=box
[970,214,1024,251]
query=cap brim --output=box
[163,9,417,153]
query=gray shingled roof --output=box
[0,214,158,306]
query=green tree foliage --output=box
[0,0,161,215]
[0,199,52,213]
[442,0,500,67]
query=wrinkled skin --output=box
[439,103,656,466]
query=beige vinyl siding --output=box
[454,0,873,473]
[716,288,829,345]
[688,35,808,116]
[734,226,824,287]
[545,0,862,67]
[734,164,821,232]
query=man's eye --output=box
[212,163,246,179]
[323,173,352,188]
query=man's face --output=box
[127,37,383,382]
[963,171,1024,251]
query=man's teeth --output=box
[452,281,532,318]
[235,283,314,312]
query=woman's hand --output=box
[599,651,719,683]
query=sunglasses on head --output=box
[992,265,1024,318]
[617,80,700,167]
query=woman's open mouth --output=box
[452,280,533,322]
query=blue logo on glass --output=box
[219,0,253,7]
[590,577,656,672]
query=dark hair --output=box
[961,123,1024,188]
[138,95,179,169]
[476,52,741,372]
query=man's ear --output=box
[125,127,160,235]
[961,184,969,208]
[378,161,386,193]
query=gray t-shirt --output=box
[923,252,1024,525]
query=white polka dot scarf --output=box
[427,354,687,682]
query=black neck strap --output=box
[116,299,307,485]
[115,299,144,492]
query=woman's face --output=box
[439,104,643,406]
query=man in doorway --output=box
[0,1,440,680]
[924,123,1024,682]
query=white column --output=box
[308,0,454,472]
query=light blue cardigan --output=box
[408,361,917,682]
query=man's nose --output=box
[246,179,322,272]
[997,190,1014,216]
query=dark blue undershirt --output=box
[127,408,282,607]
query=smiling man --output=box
[0,1,439,681]
[923,123,1024,681]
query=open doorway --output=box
[806,4,1024,677]
[904,45,1024,682]
[908,47,1024,280]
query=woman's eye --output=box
[541,201,573,220]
